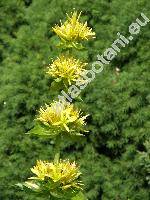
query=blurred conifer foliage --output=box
[0,0,149,199]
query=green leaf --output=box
[27,123,59,138]
[15,183,24,190]
[72,192,87,200]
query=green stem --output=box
[54,152,60,164]
[54,136,61,164]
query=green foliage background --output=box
[0,0,149,199]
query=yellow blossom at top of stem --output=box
[25,159,83,192]
[37,101,88,135]
[52,11,95,42]
[47,55,87,85]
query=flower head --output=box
[47,55,87,85]
[52,11,95,42]
[24,159,83,196]
[37,101,88,136]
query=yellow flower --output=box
[25,159,83,192]
[37,101,88,135]
[47,55,87,85]
[29,160,48,180]
[52,11,95,42]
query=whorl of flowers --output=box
[47,55,87,85]
[24,159,83,196]
[37,101,88,135]
[52,11,95,42]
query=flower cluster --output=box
[24,159,83,196]
[20,10,95,199]
[37,101,88,135]
[47,55,87,85]
[53,11,95,42]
